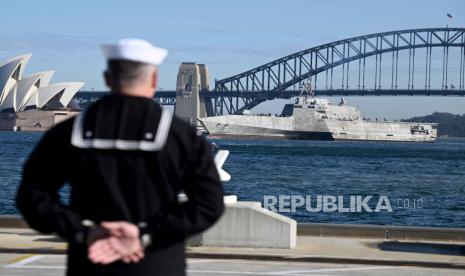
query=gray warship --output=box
[199,82,437,142]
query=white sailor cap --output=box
[102,38,168,66]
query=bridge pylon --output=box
[174,62,212,124]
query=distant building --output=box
[0,54,84,131]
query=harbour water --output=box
[1,131,465,228]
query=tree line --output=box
[402,112,465,137]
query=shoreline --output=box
[1,215,464,241]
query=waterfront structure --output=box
[0,54,84,131]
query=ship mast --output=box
[299,78,315,98]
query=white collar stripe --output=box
[71,108,173,151]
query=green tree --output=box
[402,112,465,137]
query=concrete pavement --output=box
[0,228,464,270]
[1,254,465,275]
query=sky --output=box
[0,0,464,119]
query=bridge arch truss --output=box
[213,28,465,115]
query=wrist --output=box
[137,221,152,248]
[74,219,95,244]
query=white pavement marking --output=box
[187,269,335,276]
[5,255,44,268]
[187,259,217,264]
[8,265,65,270]
[270,266,394,274]
[3,255,392,276]
[189,259,340,267]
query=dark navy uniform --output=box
[16,94,224,276]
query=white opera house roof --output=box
[0,54,84,113]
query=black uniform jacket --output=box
[16,94,224,276]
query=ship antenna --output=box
[299,78,315,97]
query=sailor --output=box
[16,39,224,276]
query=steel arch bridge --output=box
[73,28,465,115]
[212,27,465,115]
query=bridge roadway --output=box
[74,89,465,106]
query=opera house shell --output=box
[0,54,84,131]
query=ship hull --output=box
[202,120,333,140]
[200,115,436,142]
[326,120,436,142]
[208,131,334,141]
